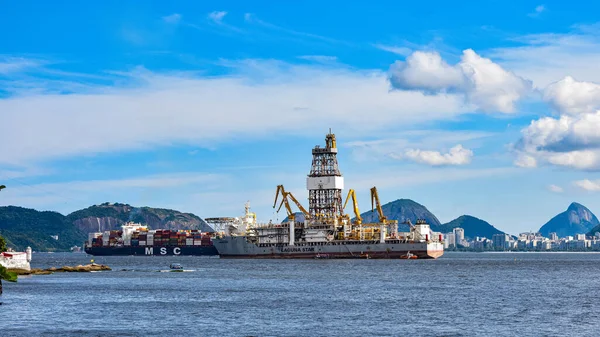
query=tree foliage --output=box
[0,206,87,251]
[0,234,6,253]
[0,265,17,282]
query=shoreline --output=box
[9,263,111,275]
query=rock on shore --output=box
[10,263,111,275]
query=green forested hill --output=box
[0,206,86,251]
[438,215,506,239]
[0,202,213,251]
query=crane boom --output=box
[370,186,387,224]
[285,191,309,217]
[273,184,310,221]
[274,185,295,221]
[343,189,362,225]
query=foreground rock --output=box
[9,263,111,275]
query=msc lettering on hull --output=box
[144,247,182,255]
[279,247,315,253]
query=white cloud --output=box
[514,153,537,168]
[0,60,469,164]
[0,172,229,212]
[390,51,464,92]
[21,172,226,191]
[162,13,182,24]
[515,111,600,170]
[548,184,563,193]
[389,49,532,113]
[347,167,518,192]
[489,25,600,88]
[346,131,492,163]
[297,55,337,63]
[0,166,53,180]
[574,179,600,192]
[243,13,345,45]
[208,11,227,23]
[544,76,600,115]
[0,57,42,74]
[373,44,412,56]
[528,5,546,18]
[403,144,473,166]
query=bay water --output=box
[2,252,599,336]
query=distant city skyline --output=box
[444,227,600,251]
[2,1,600,235]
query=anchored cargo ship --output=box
[84,223,218,256]
[213,131,444,259]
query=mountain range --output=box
[284,199,508,239]
[0,202,212,251]
[1,198,598,251]
[358,200,507,239]
[539,202,599,238]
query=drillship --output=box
[212,131,444,259]
[84,223,218,256]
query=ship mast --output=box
[307,129,344,225]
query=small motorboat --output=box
[400,251,418,259]
[158,263,195,272]
[169,263,183,270]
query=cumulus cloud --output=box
[0,60,470,164]
[403,144,473,166]
[515,109,600,170]
[390,51,465,93]
[515,77,600,170]
[544,76,600,115]
[208,11,227,23]
[514,154,537,168]
[389,49,532,113]
[574,179,600,191]
[548,184,563,193]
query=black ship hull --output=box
[84,245,219,256]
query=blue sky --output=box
[2,1,600,235]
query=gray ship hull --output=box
[213,236,444,259]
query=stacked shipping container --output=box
[88,228,214,248]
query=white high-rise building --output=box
[453,228,465,246]
[445,233,456,248]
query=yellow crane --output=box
[370,186,387,224]
[343,189,362,225]
[273,185,309,221]
[370,186,399,238]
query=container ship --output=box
[84,223,218,256]
[212,131,444,259]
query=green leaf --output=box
[0,265,17,282]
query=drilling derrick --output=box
[306,130,344,225]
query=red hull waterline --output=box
[218,250,444,259]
